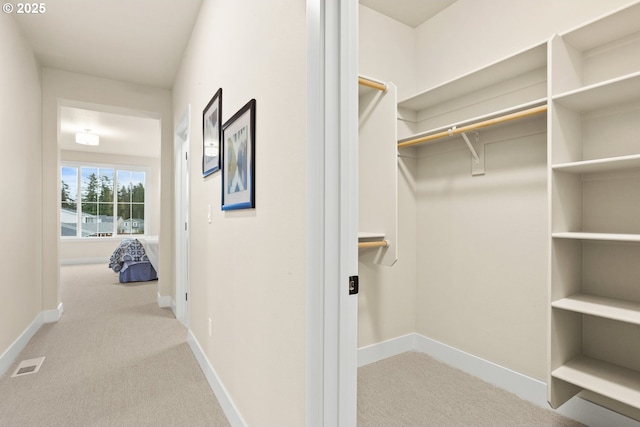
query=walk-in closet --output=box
[356,1,640,424]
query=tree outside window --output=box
[60,165,146,238]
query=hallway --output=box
[0,264,229,426]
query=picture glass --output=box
[203,89,222,176]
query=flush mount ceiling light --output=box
[75,129,99,146]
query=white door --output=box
[175,106,190,326]
[306,0,359,425]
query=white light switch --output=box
[207,204,211,223]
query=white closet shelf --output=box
[397,99,547,146]
[358,232,386,240]
[552,294,640,325]
[552,356,640,410]
[552,71,640,112]
[397,43,546,112]
[552,232,640,242]
[552,154,640,174]
[560,2,640,51]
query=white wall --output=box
[358,6,418,349]
[359,4,417,101]
[59,150,160,264]
[414,0,633,92]
[41,69,173,310]
[0,14,42,358]
[172,1,307,425]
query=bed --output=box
[108,237,159,283]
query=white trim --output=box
[0,313,43,377]
[157,292,171,309]
[359,333,640,427]
[174,105,190,327]
[358,333,415,367]
[305,1,359,425]
[43,302,64,323]
[187,330,247,427]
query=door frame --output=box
[306,0,359,425]
[174,106,190,326]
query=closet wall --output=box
[359,0,634,384]
[358,6,417,349]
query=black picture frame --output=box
[221,99,256,210]
[202,88,222,176]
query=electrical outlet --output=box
[208,317,212,337]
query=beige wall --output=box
[172,0,307,424]
[0,14,42,358]
[59,150,161,263]
[42,69,173,310]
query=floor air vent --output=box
[11,357,45,378]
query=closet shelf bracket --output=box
[457,130,484,176]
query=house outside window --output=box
[61,164,147,238]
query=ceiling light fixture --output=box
[75,129,99,146]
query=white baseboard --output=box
[0,313,43,378]
[358,333,415,367]
[43,302,64,323]
[359,333,640,427]
[187,330,247,427]
[157,292,171,309]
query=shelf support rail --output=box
[397,105,547,149]
[358,76,387,92]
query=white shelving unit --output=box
[396,42,548,177]
[549,1,640,417]
[397,42,547,144]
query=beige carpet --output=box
[358,351,583,427]
[1,264,585,426]
[0,264,230,427]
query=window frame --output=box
[60,161,150,240]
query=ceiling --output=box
[14,1,452,158]
[15,0,203,89]
[59,105,161,158]
[14,0,203,158]
[360,0,457,28]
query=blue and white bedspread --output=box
[108,239,150,273]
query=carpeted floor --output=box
[358,351,583,427]
[0,264,230,427]
[1,264,585,426]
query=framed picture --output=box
[222,99,256,210]
[202,88,222,176]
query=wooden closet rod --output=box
[358,77,387,92]
[358,240,389,249]
[397,105,547,149]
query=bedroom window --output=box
[61,165,147,238]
